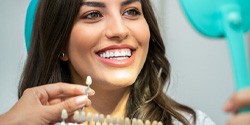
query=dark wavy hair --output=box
[18,0,196,124]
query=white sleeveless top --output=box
[173,110,216,125]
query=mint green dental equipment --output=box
[25,0,39,52]
[179,0,250,91]
[179,0,250,112]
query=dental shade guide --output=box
[58,74,166,125]
[59,110,164,125]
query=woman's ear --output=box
[60,52,69,61]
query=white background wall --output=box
[0,0,249,124]
[0,0,29,115]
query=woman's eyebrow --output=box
[121,0,141,6]
[81,0,141,8]
[81,1,106,8]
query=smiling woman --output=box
[0,0,216,125]
[67,0,150,91]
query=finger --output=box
[227,113,250,125]
[32,83,95,104]
[45,95,91,121]
[48,98,65,105]
[224,89,250,112]
[38,82,95,97]
[48,96,75,105]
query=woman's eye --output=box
[123,8,141,17]
[82,11,103,20]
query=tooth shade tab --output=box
[99,49,132,58]
[73,111,80,122]
[61,109,68,120]
[86,76,92,85]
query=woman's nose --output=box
[105,16,129,41]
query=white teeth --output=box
[99,49,132,58]
[110,52,114,57]
[115,51,119,57]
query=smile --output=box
[96,47,135,67]
[98,49,132,60]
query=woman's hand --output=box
[224,88,250,125]
[0,83,95,125]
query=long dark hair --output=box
[18,0,196,124]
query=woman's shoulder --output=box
[173,109,216,125]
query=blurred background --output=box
[0,0,249,124]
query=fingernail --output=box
[76,95,88,105]
[89,89,95,96]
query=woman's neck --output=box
[70,73,130,117]
[85,86,130,118]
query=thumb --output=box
[46,95,91,121]
[224,89,250,112]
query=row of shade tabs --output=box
[56,109,163,125]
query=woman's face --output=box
[67,0,150,90]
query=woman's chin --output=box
[110,77,135,86]
[92,70,139,89]
[95,77,136,90]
